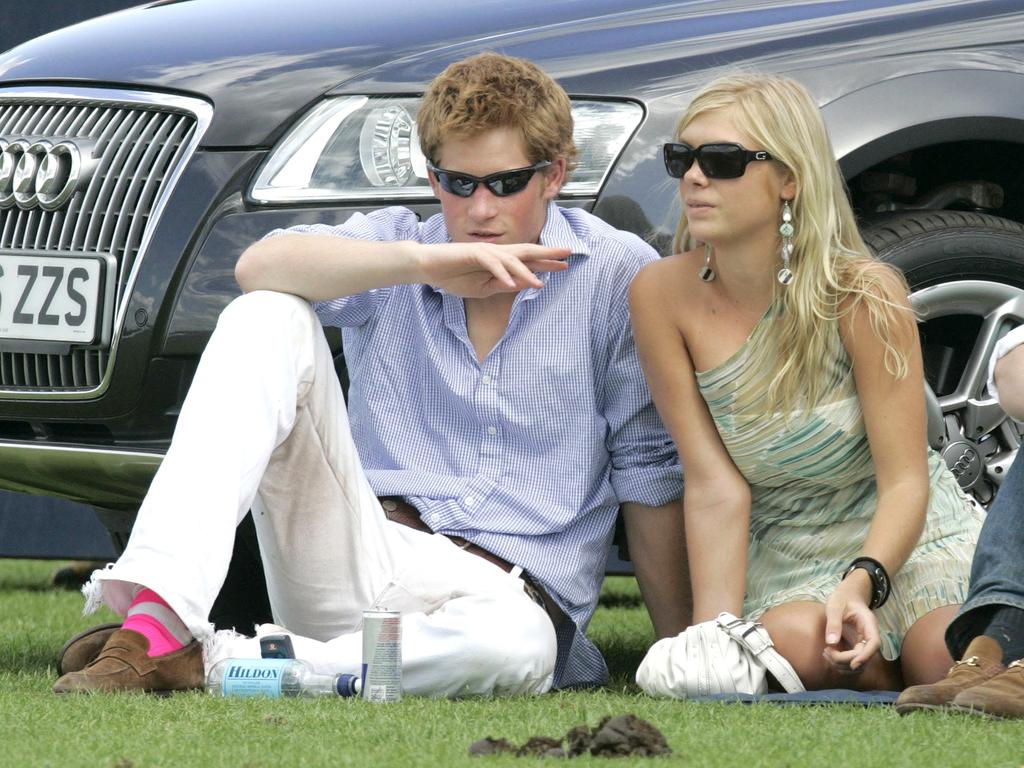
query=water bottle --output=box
[206,658,361,698]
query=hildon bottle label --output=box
[221,659,290,697]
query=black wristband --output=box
[843,556,891,610]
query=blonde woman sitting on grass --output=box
[630,73,983,690]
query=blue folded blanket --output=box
[700,689,899,706]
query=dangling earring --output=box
[777,200,794,286]
[698,243,716,282]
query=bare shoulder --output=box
[838,258,917,364]
[838,260,913,330]
[863,260,911,300]
[630,248,705,308]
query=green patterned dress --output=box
[696,309,983,660]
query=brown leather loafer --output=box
[57,623,121,676]
[951,659,1024,719]
[895,635,1005,714]
[52,628,204,694]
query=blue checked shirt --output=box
[269,202,681,688]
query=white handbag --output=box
[636,612,804,698]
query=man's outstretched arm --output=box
[235,233,569,301]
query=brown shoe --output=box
[952,659,1024,719]
[52,629,204,694]
[57,623,121,675]
[895,635,1005,714]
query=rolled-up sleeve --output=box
[603,273,683,507]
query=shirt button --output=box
[464,496,475,507]
[481,375,492,385]
[486,426,497,435]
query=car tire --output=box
[863,210,1024,288]
[863,210,1024,507]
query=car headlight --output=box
[249,96,643,204]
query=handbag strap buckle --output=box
[714,612,805,694]
[716,613,773,656]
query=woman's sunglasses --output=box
[428,160,551,198]
[663,142,773,179]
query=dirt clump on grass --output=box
[468,714,671,758]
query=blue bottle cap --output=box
[336,673,360,697]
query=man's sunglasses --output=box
[663,142,773,179]
[428,160,551,198]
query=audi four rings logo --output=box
[0,138,84,211]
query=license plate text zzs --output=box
[0,254,104,344]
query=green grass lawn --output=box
[1,559,1021,767]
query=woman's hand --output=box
[822,574,881,673]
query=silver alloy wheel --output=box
[912,279,1024,508]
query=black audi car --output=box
[1,0,1023,552]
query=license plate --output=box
[0,254,105,344]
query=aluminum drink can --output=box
[361,609,402,702]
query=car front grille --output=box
[0,88,211,395]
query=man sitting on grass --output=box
[53,52,686,697]
[896,328,1024,718]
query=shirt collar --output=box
[538,200,591,259]
[513,201,590,300]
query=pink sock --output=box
[123,588,191,657]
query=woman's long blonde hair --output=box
[672,73,913,414]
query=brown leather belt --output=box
[379,497,564,629]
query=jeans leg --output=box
[946,450,1024,657]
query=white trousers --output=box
[86,290,556,697]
